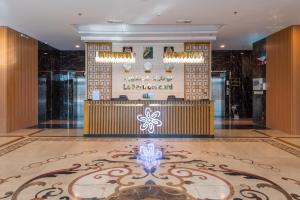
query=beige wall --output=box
[112,43,184,100]
[0,27,38,133]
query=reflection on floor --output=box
[0,129,299,200]
[38,118,264,130]
[215,118,264,129]
[38,120,83,129]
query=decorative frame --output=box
[85,42,112,100]
[184,42,211,100]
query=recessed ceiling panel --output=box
[75,24,222,42]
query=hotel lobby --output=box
[1,0,300,199]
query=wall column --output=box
[0,27,38,133]
[266,25,300,134]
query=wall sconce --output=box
[95,52,136,64]
[163,52,205,64]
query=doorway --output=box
[211,71,226,118]
[38,71,85,128]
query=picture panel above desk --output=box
[112,43,184,100]
[85,41,211,101]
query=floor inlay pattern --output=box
[0,137,23,149]
[215,129,270,138]
[275,137,300,150]
[0,138,35,157]
[263,139,300,158]
[0,136,300,200]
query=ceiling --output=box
[76,24,222,42]
[1,0,299,50]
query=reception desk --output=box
[84,100,214,137]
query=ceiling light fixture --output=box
[75,45,81,48]
[220,44,225,48]
[163,52,205,64]
[106,20,124,24]
[95,52,136,64]
[176,19,192,24]
[20,34,29,39]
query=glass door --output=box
[38,71,52,123]
[71,71,85,127]
[38,71,85,128]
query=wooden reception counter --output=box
[84,100,214,137]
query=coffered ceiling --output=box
[1,0,299,50]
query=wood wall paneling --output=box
[84,100,214,136]
[292,26,300,134]
[0,27,38,133]
[266,27,292,133]
[0,27,8,132]
[266,25,300,135]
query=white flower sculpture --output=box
[137,107,163,133]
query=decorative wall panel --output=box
[86,43,112,100]
[184,42,211,100]
[38,42,85,71]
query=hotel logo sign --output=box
[137,107,162,134]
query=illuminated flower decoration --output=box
[137,107,162,134]
[137,141,163,173]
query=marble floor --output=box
[0,129,299,200]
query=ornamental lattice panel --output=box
[86,43,112,100]
[184,42,211,100]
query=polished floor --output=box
[0,129,299,200]
[37,118,264,130]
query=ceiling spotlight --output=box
[240,52,244,55]
[78,13,82,16]
[75,45,81,48]
[106,20,124,24]
[20,34,29,39]
[234,11,238,15]
[176,19,192,24]
[220,44,225,48]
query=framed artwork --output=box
[123,46,133,53]
[164,46,174,53]
[143,47,153,59]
